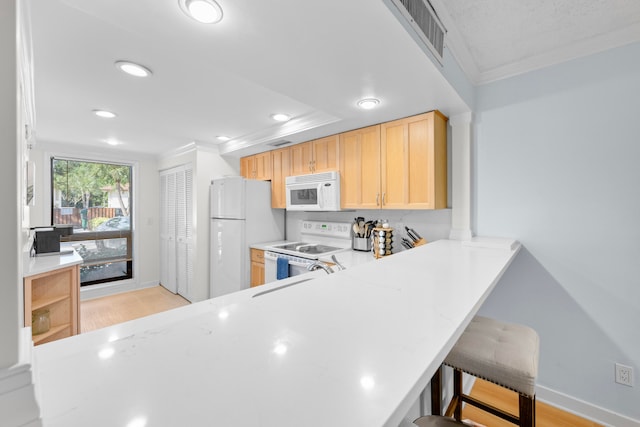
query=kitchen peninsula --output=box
[34,239,520,426]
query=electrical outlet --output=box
[615,363,634,387]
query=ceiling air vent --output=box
[387,0,446,64]
[268,140,292,147]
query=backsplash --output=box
[285,209,452,251]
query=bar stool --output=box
[414,415,466,426]
[431,316,539,427]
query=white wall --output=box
[0,0,20,369]
[158,144,238,302]
[285,209,452,246]
[29,142,161,299]
[474,42,640,422]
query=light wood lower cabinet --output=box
[24,264,80,345]
[250,248,265,287]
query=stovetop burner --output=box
[270,242,343,255]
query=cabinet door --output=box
[312,135,339,173]
[240,157,253,179]
[250,249,265,287]
[339,125,381,209]
[253,152,272,181]
[381,111,448,209]
[290,142,314,175]
[271,148,291,209]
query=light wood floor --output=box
[81,285,190,333]
[461,379,603,427]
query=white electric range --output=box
[264,220,352,282]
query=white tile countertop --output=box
[34,238,520,427]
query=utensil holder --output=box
[352,236,372,252]
[372,227,393,259]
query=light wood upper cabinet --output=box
[340,111,448,210]
[339,125,381,209]
[291,135,339,175]
[241,152,272,180]
[271,147,291,209]
[380,111,448,209]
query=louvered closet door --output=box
[175,167,194,299]
[160,171,177,293]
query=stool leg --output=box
[453,369,463,421]
[519,394,535,427]
[430,366,442,415]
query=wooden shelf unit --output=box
[24,264,80,345]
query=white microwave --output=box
[285,171,341,211]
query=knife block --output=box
[413,238,427,247]
[372,227,393,259]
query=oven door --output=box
[264,251,311,283]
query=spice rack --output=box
[372,227,394,259]
[24,264,80,345]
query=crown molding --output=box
[476,24,640,84]
[218,110,340,155]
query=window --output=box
[51,158,133,286]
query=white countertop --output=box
[320,248,374,269]
[23,249,83,277]
[34,239,520,427]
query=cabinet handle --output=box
[376,193,380,206]
[382,192,386,205]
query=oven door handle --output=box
[265,252,311,268]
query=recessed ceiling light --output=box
[115,60,152,77]
[93,109,117,118]
[216,136,231,142]
[271,113,291,122]
[105,139,121,146]
[179,0,223,24]
[357,98,380,110]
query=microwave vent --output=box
[285,171,338,184]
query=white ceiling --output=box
[29,0,468,157]
[433,0,640,84]
[29,0,640,157]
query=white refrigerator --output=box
[210,176,285,298]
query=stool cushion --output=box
[414,415,466,426]
[444,316,539,396]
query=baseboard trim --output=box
[537,384,640,427]
[80,280,159,301]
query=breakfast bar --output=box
[34,239,520,427]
